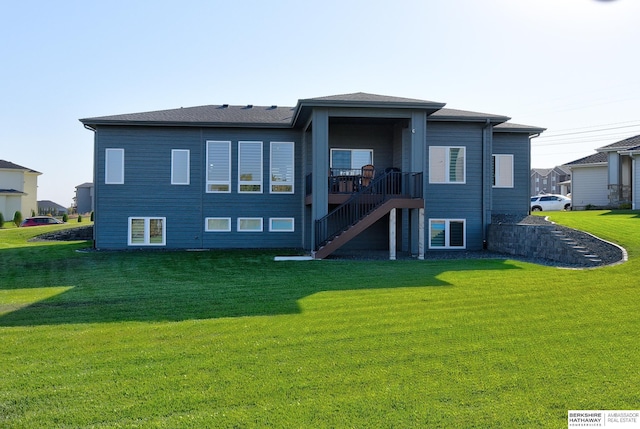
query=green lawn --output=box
[1,211,638,428]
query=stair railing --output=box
[314,171,422,249]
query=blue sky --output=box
[1,0,639,207]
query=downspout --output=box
[482,119,491,249]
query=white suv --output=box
[530,194,571,211]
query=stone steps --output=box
[551,229,602,264]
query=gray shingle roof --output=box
[531,168,553,176]
[300,92,444,107]
[430,107,510,123]
[494,121,546,133]
[81,105,295,128]
[0,189,26,195]
[0,160,40,173]
[564,152,607,166]
[38,200,67,211]
[80,92,542,133]
[597,134,640,152]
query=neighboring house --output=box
[530,166,571,196]
[597,135,640,208]
[38,200,68,216]
[565,134,640,210]
[0,160,41,220]
[564,153,608,210]
[80,92,544,258]
[74,182,94,214]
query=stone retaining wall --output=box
[33,225,94,242]
[487,223,596,266]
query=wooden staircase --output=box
[313,171,423,259]
[313,198,422,259]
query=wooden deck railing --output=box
[313,171,423,249]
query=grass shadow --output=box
[599,209,640,218]
[0,246,523,326]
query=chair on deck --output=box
[360,164,375,188]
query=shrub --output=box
[62,213,69,223]
[0,212,4,228]
[78,214,83,223]
[90,211,94,222]
[13,211,22,227]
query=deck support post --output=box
[418,208,425,260]
[389,208,396,260]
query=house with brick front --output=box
[80,92,544,258]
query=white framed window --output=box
[128,217,166,246]
[270,142,295,193]
[238,141,263,193]
[269,217,294,232]
[493,154,514,188]
[205,217,231,232]
[171,149,190,185]
[429,219,465,249]
[206,141,231,193]
[237,217,263,232]
[330,148,373,175]
[105,148,124,184]
[429,146,465,184]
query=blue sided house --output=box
[80,92,544,259]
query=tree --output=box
[13,211,22,227]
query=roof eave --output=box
[80,119,292,129]
[566,162,607,168]
[494,126,546,134]
[429,115,510,124]
[297,98,446,110]
[292,99,447,127]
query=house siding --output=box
[425,122,484,251]
[94,126,302,250]
[492,133,531,215]
[329,122,396,171]
[0,168,39,219]
[84,94,542,255]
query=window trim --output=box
[270,141,295,194]
[105,148,125,184]
[128,217,166,246]
[492,154,514,188]
[171,149,190,185]
[269,217,295,232]
[429,146,466,184]
[237,217,263,232]
[204,217,231,232]
[238,141,263,193]
[428,219,466,249]
[206,140,231,193]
